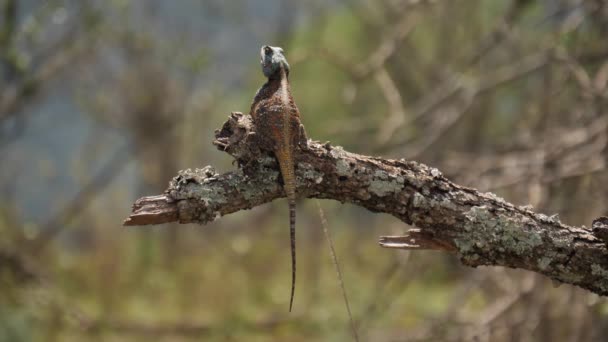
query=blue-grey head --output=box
[260,45,290,79]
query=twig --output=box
[316,199,359,342]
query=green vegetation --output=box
[2,0,608,340]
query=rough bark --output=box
[124,112,608,297]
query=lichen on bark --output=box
[125,112,608,297]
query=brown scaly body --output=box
[250,46,306,312]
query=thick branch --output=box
[125,112,608,296]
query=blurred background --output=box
[1,0,608,341]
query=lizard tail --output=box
[276,148,297,312]
[288,198,296,312]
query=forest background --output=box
[1,0,608,341]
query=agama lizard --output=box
[250,45,307,312]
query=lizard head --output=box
[261,45,290,79]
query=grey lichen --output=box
[590,265,608,293]
[456,238,475,253]
[464,253,480,262]
[368,170,404,197]
[430,167,442,178]
[411,192,458,212]
[482,191,508,205]
[555,265,584,284]
[172,167,218,188]
[374,170,387,179]
[538,257,552,270]
[329,145,347,159]
[549,214,561,223]
[412,192,426,208]
[408,177,424,189]
[335,159,351,177]
[553,236,571,249]
[591,264,608,278]
[240,181,266,201]
[454,205,543,256]
[170,167,228,203]
[196,184,228,206]
[519,204,534,211]
[299,162,324,184]
[437,198,459,211]
[536,213,562,225]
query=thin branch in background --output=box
[317,11,417,80]
[442,115,608,191]
[375,50,553,155]
[374,67,407,144]
[29,146,131,252]
[0,0,18,81]
[316,199,359,342]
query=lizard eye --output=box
[264,46,272,55]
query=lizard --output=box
[249,45,307,312]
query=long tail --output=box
[288,198,296,312]
[276,147,297,312]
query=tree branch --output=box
[124,112,608,297]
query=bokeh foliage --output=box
[1,0,608,341]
